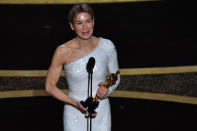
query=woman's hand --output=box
[76,101,88,113]
[96,82,108,99]
[76,102,97,117]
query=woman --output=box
[45,3,120,131]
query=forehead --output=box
[74,12,92,21]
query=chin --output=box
[78,31,93,40]
[79,35,93,40]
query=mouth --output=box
[82,31,90,36]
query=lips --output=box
[82,31,90,36]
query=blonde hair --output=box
[68,3,95,24]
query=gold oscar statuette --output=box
[81,70,120,114]
[92,70,120,105]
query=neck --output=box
[75,36,94,48]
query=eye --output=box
[75,22,81,25]
[87,19,92,23]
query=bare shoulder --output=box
[56,40,74,54]
[52,40,75,64]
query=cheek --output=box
[74,25,82,31]
[87,23,94,29]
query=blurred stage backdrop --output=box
[0,0,197,131]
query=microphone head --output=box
[87,57,95,74]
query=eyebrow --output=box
[75,18,93,23]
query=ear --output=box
[69,22,75,31]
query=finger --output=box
[79,103,87,112]
[97,92,104,99]
[99,84,108,91]
[99,87,107,95]
[97,91,104,98]
[91,112,97,117]
[98,82,105,87]
[82,106,87,112]
[98,86,106,93]
[96,92,101,98]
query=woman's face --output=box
[70,12,94,40]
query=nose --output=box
[83,23,87,30]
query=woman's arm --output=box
[45,46,87,112]
[105,42,120,97]
[97,40,120,99]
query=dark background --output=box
[1,97,197,131]
[0,0,196,69]
[0,1,197,130]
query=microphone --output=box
[86,57,95,74]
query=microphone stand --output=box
[87,68,93,131]
[81,57,95,131]
[90,70,93,131]
[87,71,90,131]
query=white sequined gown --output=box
[63,38,120,131]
